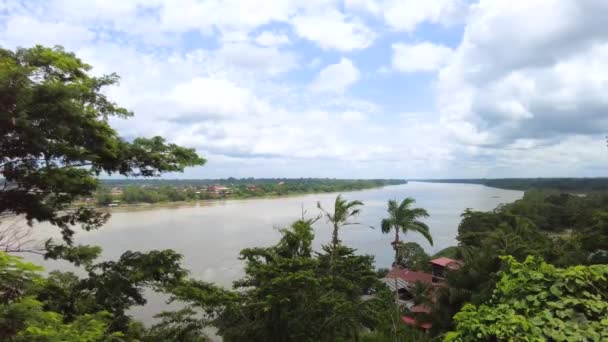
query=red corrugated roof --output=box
[402,316,432,330]
[386,268,433,285]
[430,257,462,268]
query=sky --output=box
[2,0,608,179]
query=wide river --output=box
[27,182,522,323]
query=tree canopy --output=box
[0,45,205,244]
[169,218,395,342]
[445,256,608,342]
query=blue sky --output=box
[2,0,608,178]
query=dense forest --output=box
[417,178,608,192]
[94,178,407,206]
[1,46,607,341]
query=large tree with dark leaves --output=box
[170,218,390,342]
[0,45,205,244]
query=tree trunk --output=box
[393,228,401,340]
[330,224,339,272]
[332,224,339,250]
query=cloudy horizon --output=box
[2,0,608,179]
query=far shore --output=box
[92,184,405,212]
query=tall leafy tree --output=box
[0,45,205,338]
[0,45,205,245]
[170,218,387,342]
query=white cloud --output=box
[157,0,293,36]
[291,9,375,51]
[0,15,95,49]
[3,0,608,178]
[392,42,453,72]
[383,0,469,32]
[344,0,382,15]
[311,58,361,93]
[254,31,291,46]
[438,0,608,150]
[216,42,298,75]
[169,77,270,119]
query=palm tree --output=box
[318,195,363,267]
[381,198,432,312]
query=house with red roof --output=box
[381,268,433,305]
[381,257,463,333]
[206,185,231,195]
[430,257,463,283]
[402,316,432,331]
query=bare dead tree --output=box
[0,213,44,254]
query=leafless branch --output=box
[0,214,45,255]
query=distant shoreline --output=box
[412,178,608,192]
[94,183,405,212]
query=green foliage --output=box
[0,252,43,304]
[380,198,432,274]
[170,218,391,342]
[0,45,205,245]
[43,241,102,267]
[432,246,463,260]
[0,248,189,338]
[381,198,432,247]
[318,194,364,248]
[445,256,608,342]
[2,297,116,342]
[431,190,608,336]
[396,242,431,272]
[0,251,118,341]
[140,308,210,342]
[103,178,407,191]
[95,179,407,205]
[95,188,113,206]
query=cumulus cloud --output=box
[387,0,468,32]
[3,0,608,178]
[438,0,608,149]
[392,42,453,72]
[169,77,270,120]
[254,31,291,46]
[0,15,95,49]
[311,58,361,93]
[291,9,375,51]
[216,42,298,75]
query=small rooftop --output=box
[386,268,433,285]
[402,316,432,330]
[430,257,463,269]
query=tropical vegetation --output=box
[93,178,406,206]
[1,45,607,341]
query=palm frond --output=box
[345,200,364,209]
[398,197,416,212]
[381,218,392,234]
[410,221,433,246]
[409,207,430,219]
[387,199,398,215]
